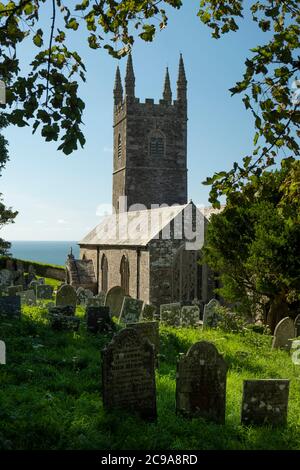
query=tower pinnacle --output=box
[113,66,123,105]
[177,53,187,102]
[125,52,135,98]
[163,67,172,104]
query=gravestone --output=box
[102,328,157,420]
[295,314,300,337]
[25,265,36,286]
[86,294,105,308]
[36,284,54,300]
[272,317,295,351]
[176,341,227,424]
[127,321,159,366]
[56,285,77,308]
[119,297,144,324]
[17,290,36,306]
[49,314,80,331]
[291,340,300,365]
[203,299,221,328]
[49,305,75,316]
[142,304,157,321]
[160,303,181,326]
[241,379,290,426]
[29,280,40,290]
[105,286,125,318]
[7,285,23,297]
[77,287,94,305]
[181,305,200,327]
[0,340,5,364]
[0,295,21,318]
[0,269,13,287]
[86,306,112,333]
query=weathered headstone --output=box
[203,299,221,328]
[17,290,36,306]
[105,286,126,317]
[160,303,181,326]
[77,287,94,305]
[36,284,54,300]
[241,379,290,426]
[0,295,21,318]
[49,305,75,316]
[0,340,5,364]
[86,306,112,333]
[127,321,159,366]
[119,296,144,324]
[176,341,227,424]
[56,284,77,308]
[272,317,295,351]
[0,269,13,287]
[181,305,200,327]
[142,304,157,321]
[7,285,23,297]
[29,280,40,290]
[25,265,36,286]
[102,328,157,420]
[49,314,80,331]
[295,314,300,337]
[86,294,105,308]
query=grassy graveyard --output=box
[0,293,300,450]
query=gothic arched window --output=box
[149,130,165,157]
[101,254,108,292]
[117,133,122,159]
[120,255,130,295]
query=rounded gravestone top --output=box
[105,286,126,317]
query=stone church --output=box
[68,54,218,307]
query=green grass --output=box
[0,299,300,450]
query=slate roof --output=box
[79,202,223,247]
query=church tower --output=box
[112,54,188,212]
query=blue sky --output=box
[1,2,265,241]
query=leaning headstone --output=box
[181,305,200,327]
[7,285,23,297]
[241,379,290,426]
[49,305,75,316]
[160,303,181,326]
[119,297,144,324]
[0,269,13,287]
[203,299,221,328]
[36,284,54,300]
[105,286,126,318]
[142,304,157,321]
[0,295,21,318]
[77,287,93,306]
[295,314,300,337]
[176,341,227,424]
[56,285,77,308]
[0,340,5,364]
[17,290,36,306]
[86,306,112,333]
[127,321,159,366]
[272,317,295,351]
[102,328,157,420]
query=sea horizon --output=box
[9,240,80,266]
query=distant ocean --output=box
[10,241,80,266]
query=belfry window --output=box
[117,134,122,159]
[149,131,165,157]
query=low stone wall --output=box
[0,256,66,281]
